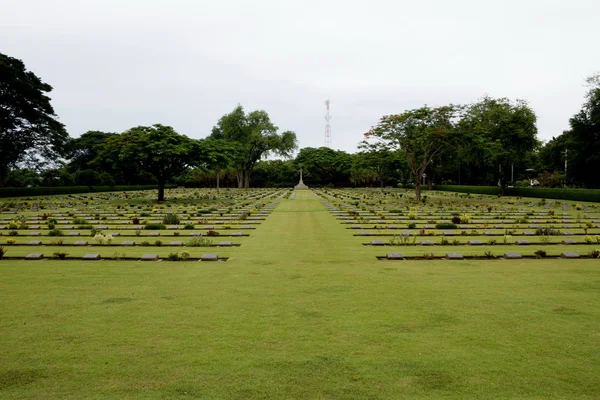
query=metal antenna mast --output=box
[324,99,332,147]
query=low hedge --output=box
[432,185,600,202]
[0,184,176,198]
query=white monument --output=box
[294,169,309,190]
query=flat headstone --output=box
[97,225,108,229]
[420,240,434,246]
[190,232,202,236]
[170,241,184,246]
[446,253,463,260]
[240,226,251,229]
[443,232,454,236]
[231,232,243,236]
[359,232,371,236]
[203,225,214,230]
[27,240,42,245]
[387,225,398,229]
[74,241,88,246]
[167,225,179,230]
[516,240,529,245]
[387,252,404,260]
[29,225,40,229]
[561,252,580,258]
[67,232,80,236]
[351,225,361,229]
[494,225,504,229]
[562,232,573,235]
[141,254,159,261]
[109,232,120,236]
[63,225,74,229]
[468,240,483,245]
[218,241,233,246]
[82,253,101,260]
[504,252,522,259]
[25,253,43,260]
[121,241,135,246]
[148,232,160,236]
[524,232,534,236]
[30,232,40,236]
[200,253,218,261]
[485,232,496,236]
[562,239,577,244]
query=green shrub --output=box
[72,217,88,225]
[48,229,63,237]
[144,223,166,230]
[167,252,180,261]
[162,213,180,225]
[407,222,416,229]
[183,223,195,230]
[186,236,213,247]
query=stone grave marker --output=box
[468,240,483,245]
[170,241,184,246]
[446,253,464,260]
[141,254,159,261]
[121,241,135,246]
[27,240,42,245]
[219,241,233,246]
[387,253,404,260]
[516,240,529,245]
[561,239,577,244]
[82,254,101,260]
[421,240,434,246]
[201,254,218,261]
[504,252,522,259]
[25,253,44,260]
[74,241,88,246]
[561,252,580,258]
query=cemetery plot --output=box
[0,188,289,261]
[315,188,600,260]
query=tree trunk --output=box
[157,180,166,202]
[415,180,421,201]
[500,177,506,196]
[243,169,251,189]
[216,172,220,193]
[236,171,243,188]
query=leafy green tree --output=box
[210,105,297,188]
[365,105,463,200]
[0,52,69,187]
[354,144,407,188]
[460,97,538,194]
[294,147,353,186]
[252,160,297,187]
[4,168,40,187]
[196,138,240,192]
[66,131,116,172]
[98,124,199,201]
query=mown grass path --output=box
[1,190,599,399]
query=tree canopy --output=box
[0,52,68,187]
[97,124,199,201]
[210,105,297,188]
[365,105,463,200]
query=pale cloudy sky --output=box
[2,0,599,153]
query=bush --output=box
[167,252,180,261]
[72,217,88,225]
[48,229,63,237]
[162,213,180,225]
[207,230,219,236]
[186,236,213,247]
[144,223,166,230]
[535,227,561,236]
[53,252,68,260]
[183,223,195,230]
[407,222,416,229]
[0,246,6,259]
[451,216,461,224]
[534,249,547,259]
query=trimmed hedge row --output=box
[433,185,600,202]
[0,184,176,198]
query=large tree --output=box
[365,105,463,200]
[0,52,69,187]
[98,124,199,201]
[66,130,116,172]
[294,147,353,187]
[195,138,240,192]
[460,97,538,195]
[210,105,297,188]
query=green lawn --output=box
[1,190,599,399]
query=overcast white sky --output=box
[2,0,599,153]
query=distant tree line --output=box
[2,51,599,200]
